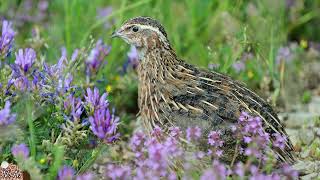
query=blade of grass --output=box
[26,97,36,158]
[77,144,107,174]
[48,145,65,179]
[288,11,318,33]
[64,0,72,53]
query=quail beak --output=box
[111,30,121,38]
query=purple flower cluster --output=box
[89,108,119,143]
[207,130,224,157]
[10,0,49,26]
[106,164,131,180]
[232,52,253,73]
[127,46,139,69]
[0,20,15,58]
[232,112,271,159]
[0,101,16,126]
[112,127,183,179]
[208,130,224,147]
[105,113,298,179]
[85,40,110,78]
[232,61,245,73]
[201,160,229,180]
[276,46,294,65]
[122,46,139,74]
[14,48,36,74]
[8,48,37,92]
[96,6,114,30]
[57,166,95,180]
[57,166,75,180]
[63,94,83,121]
[186,126,201,142]
[273,133,287,150]
[84,87,108,113]
[85,87,119,143]
[0,17,120,179]
[11,143,29,159]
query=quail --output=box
[112,17,295,164]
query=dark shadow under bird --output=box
[112,16,295,164]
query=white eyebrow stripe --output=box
[131,24,167,42]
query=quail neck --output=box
[113,16,295,164]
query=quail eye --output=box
[132,26,139,32]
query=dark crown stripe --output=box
[126,16,168,38]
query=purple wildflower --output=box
[286,0,296,9]
[243,116,263,135]
[11,143,29,159]
[243,136,252,143]
[76,172,95,180]
[186,126,202,142]
[234,162,245,177]
[13,76,29,91]
[249,172,281,180]
[240,52,254,62]
[280,164,299,179]
[169,126,182,139]
[309,41,320,52]
[215,149,223,157]
[57,73,73,93]
[201,160,227,180]
[208,130,224,147]
[0,20,15,57]
[127,46,139,69]
[14,0,49,24]
[168,173,177,180]
[194,151,206,159]
[130,131,146,151]
[146,141,168,176]
[71,49,79,62]
[244,146,261,158]
[84,87,108,113]
[276,46,294,65]
[97,6,114,29]
[273,133,286,150]
[85,40,110,77]
[14,48,36,73]
[0,101,16,126]
[63,94,83,121]
[89,108,119,143]
[151,126,164,139]
[106,164,131,180]
[164,137,183,157]
[232,61,245,73]
[64,73,73,91]
[38,0,49,12]
[57,166,75,180]
[239,111,249,122]
[236,112,271,160]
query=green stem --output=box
[78,144,106,174]
[288,11,318,33]
[80,0,152,46]
[27,99,36,158]
[48,145,65,180]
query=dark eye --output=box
[132,26,139,32]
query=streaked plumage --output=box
[113,17,295,164]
